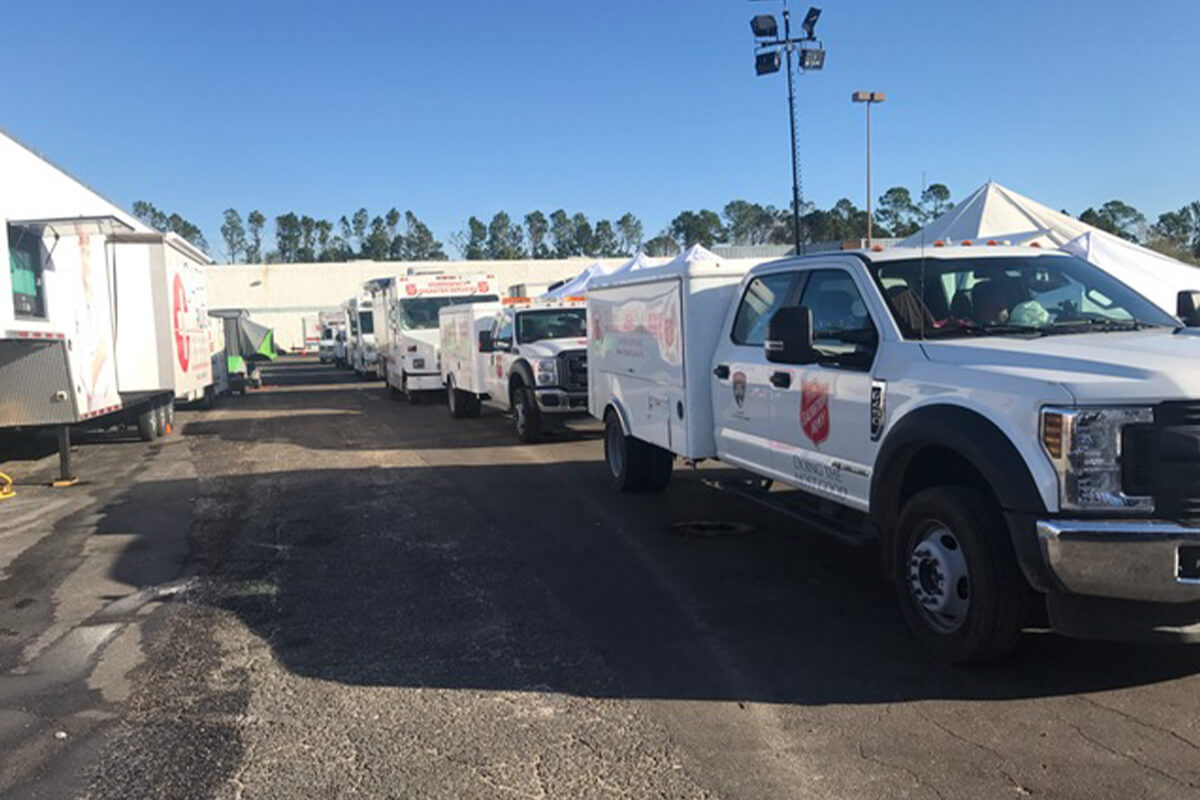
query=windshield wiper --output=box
[925,321,1047,338]
[1048,318,1157,333]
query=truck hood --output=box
[518,338,589,358]
[922,328,1200,403]
[403,328,440,348]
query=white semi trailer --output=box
[1,217,215,482]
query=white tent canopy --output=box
[1061,231,1200,316]
[898,181,1094,249]
[540,252,664,298]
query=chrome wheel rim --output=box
[514,395,526,435]
[907,521,970,634]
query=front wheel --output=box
[892,486,1026,664]
[512,386,541,443]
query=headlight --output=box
[1040,406,1154,512]
[534,358,558,386]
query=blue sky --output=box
[4,0,1197,258]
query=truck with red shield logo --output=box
[380,270,499,401]
[590,244,1200,662]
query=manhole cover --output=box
[669,520,755,538]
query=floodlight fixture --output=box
[756,50,782,76]
[801,7,822,39]
[852,90,886,103]
[799,47,825,70]
[750,14,778,39]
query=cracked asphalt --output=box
[3,355,1200,799]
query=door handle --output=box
[713,364,730,380]
[770,371,792,389]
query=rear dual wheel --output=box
[446,377,481,419]
[603,411,673,492]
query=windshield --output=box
[517,308,587,343]
[872,255,1177,339]
[400,294,499,329]
[358,311,374,334]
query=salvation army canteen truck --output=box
[588,244,1200,662]
[380,270,498,401]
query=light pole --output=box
[851,90,885,246]
[751,4,825,254]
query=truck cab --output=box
[590,245,1200,662]
[346,294,376,377]
[382,272,498,401]
[470,297,589,441]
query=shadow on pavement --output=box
[104,460,1200,707]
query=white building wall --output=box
[207,258,625,350]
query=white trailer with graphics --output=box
[1,217,214,482]
[380,271,499,401]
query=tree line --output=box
[133,184,1200,266]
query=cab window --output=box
[798,269,877,370]
[731,272,796,346]
[493,312,514,347]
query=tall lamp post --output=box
[751,4,825,254]
[851,90,885,246]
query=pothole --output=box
[669,520,755,538]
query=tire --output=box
[153,403,168,437]
[892,486,1026,664]
[137,407,157,441]
[511,386,541,443]
[447,377,470,419]
[643,444,674,491]
[388,381,404,401]
[464,394,482,418]
[200,384,216,410]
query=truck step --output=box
[703,475,877,548]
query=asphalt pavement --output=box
[3,355,1200,799]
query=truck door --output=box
[771,268,879,511]
[485,310,514,405]
[711,271,801,479]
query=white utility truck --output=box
[318,309,347,364]
[345,293,377,377]
[380,271,498,401]
[589,245,1200,662]
[440,296,589,441]
[1,218,214,481]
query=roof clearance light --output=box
[986,240,998,246]
[961,240,973,246]
[871,244,884,252]
[933,240,946,248]
[565,296,587,303]
[1029,242,1041,248]
[503,297,532,305]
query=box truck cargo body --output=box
[111,231,212,403]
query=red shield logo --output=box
[800,378,830,445]
[477,281,490,294]
[405,283,418,297]
[171,274,190,373]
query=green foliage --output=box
[918,184,952,223]
[616,212,643,255]
[133,200,210,254]
[1079,200,1148,243]
[875,187,920,237]
[1149,202,1200,263]
[644,234,679,257]
[403,211,447,261]
[525,211,549,259]
[246,210,266,263]
[549,209,574,258]
[219,208,246,263]
[462,217,488,260]
[572,213,594,257]
[486,212,526,260]
[273,213,302,263]
[669,209,725,248]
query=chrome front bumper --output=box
[1038,520,1200,603]
[534,388,588,414]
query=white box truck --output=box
[589,245,1200,661]
[380,271,498,401]
[318,309,347,364]
[345,293,377,377]
[440,296,589,441]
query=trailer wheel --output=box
[512,386,541,443]
[165,402,176,433]
[153,403,168,437]
[604,411,641,491]
[200,385,217,410]
[137,407,158,441]
[892,486,1026,664]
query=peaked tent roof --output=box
[540,260,609,299]
[897,181,1093,248]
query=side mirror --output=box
[765,306,818,365]
[1178,291,1200,327]
[478,330,494,352]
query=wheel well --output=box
[896,445,996,512]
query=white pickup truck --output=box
[440,297,590,441]
[588,245,1200,662]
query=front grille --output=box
[1123,401,1200,524]
[559,349,588,391]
